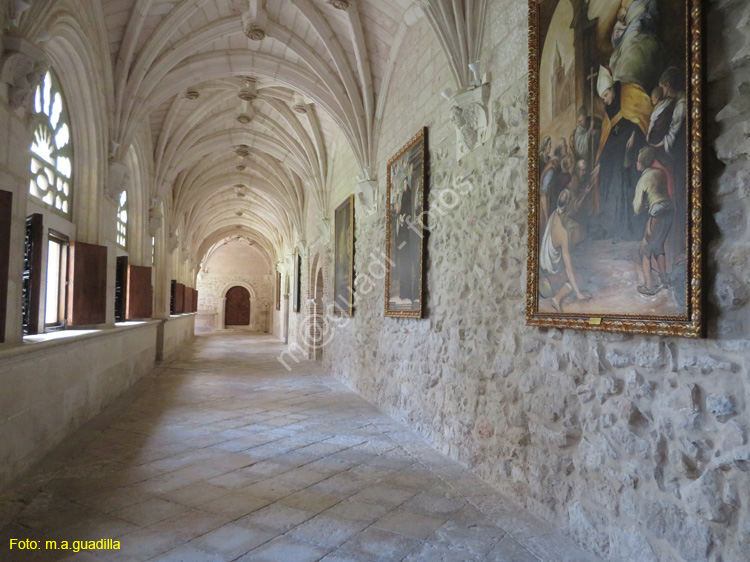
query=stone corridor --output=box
[0,334,600,562]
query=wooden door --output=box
[225,286,250,326]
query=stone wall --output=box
[323,1,750,560]
[196,241,274,332]
[156,315,195,362]
[0,322,158,488]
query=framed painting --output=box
[293,252,302,313]
[526,0,703,337]
[275,270,281,311]
[334,195,354,317]
[385,127,428,318]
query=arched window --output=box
[29,70,73,217]
[116,190,128,249]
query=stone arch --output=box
[220,281,257,300]
[216,281,266,332]
[306,250,329,360]
[42,17,110,244]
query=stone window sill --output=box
[0,320,160,362]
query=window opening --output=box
[29,71,73,217]
[44,231,69,328]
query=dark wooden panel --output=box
[115,256,128,322]
[126,265,153,320]
[225,286,250,325]
[189,288,196,313]
[0,191,12,342]
[294,254,302,313]
[22,214,43,335]
[170,280,176,314]
[67,241,107,326]
[193,289,198,313]
[174,283,185,314]
[182,287,191,313]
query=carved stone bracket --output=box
[0,36,48,110]
[105,161,131,201]
[355,177,378,218]
[317,212,331,240]
[148,207,163,235]
[167,232,179,253]
[448,82,491,160]
[242,0,268,40]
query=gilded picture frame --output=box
[333,195,355,317]
[385,127,428,319]
[526,0,703,337]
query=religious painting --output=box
[526,0,703,337]
[385,128,428,318]
[293,253,302,313]
[334,195,354,317]
[275,271,281,311]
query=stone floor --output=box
[0,333,601,562]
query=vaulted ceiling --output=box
[20,0,485,270]
[105,0,418,266]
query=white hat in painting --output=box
[597,65,614,98]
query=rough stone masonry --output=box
[319,1,750,560]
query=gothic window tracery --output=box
[117,190,128,249]
[29,71,73,217]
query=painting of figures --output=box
[386,128,428,318]
[334,195,355,317]
[527,0,702,337]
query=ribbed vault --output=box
[18,0,486,274]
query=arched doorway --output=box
[225,286,250,326]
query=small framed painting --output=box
[275,270,281,311]
[526,0,703,337]
[334,195,354,317]
[293,253,302,313]
[385,127,428,318]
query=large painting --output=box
[526,0,702,337]
[334,195,354,316]
[385,128,428,318]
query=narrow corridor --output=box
[0,334,599,562]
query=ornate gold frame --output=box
[526,0,703,337]
[385,127,428,319]
[334,195,355,317]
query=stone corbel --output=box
[447,81,492,160]
[148,206,163,235]
[167,232,179,253]
[295,239,307,257]
[8,0,32,27]
[0,36,48,110]
[242,0,268,40]
[355,167,378,218]
[317,212,330,240]
[105,161,130,201]
[181,245,190,263]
